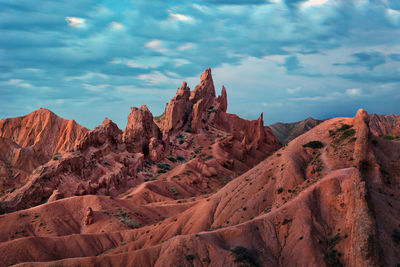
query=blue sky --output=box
[1,0,400,129]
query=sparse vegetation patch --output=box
[303,141,324,149]
[230,246,258,267]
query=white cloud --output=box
[286,86,302,94]
[262,102,283,107]
[144,40,168,53]
[114,85,173,95]
[177,43,194,51]
[82,83,110,91]
[137,71,180,85]
[288,92,342,102]
[8,79,32,88]
[345,88,362,96]
[112,57,168,69]
[65,72,108,81]
[301,0,330,8]
[173,58,190,67]
[192,4,208,12]
[109,21,123,30]
[386,8,400,25]
[169,13,194,23]
[65,17,85,28]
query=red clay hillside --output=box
[0,69,399,266]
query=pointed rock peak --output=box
[354,108,369,123]
[139,104,150,112]
[221,85,226,95]
[102,117,112,125]
[355,108,368,118]
[190,68,216,103]
[200,68,213,81]
[258,113,264,123]
[176,81,190,97]
[180,81,188,89]
[218,85,227,112]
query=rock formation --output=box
[123,105,162,155]
[368,113,400,137]
[2,69,399,266]
[159,81,192,133]
[0,108,88,164]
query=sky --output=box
[1,0,400,129]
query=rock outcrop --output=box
[78,118,122,151]
[123,105,162,155]
[368,113,400,137]
[159,81,192,133]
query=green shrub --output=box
[167,156,177,162]
[52,156,58,160]
[384,135,395,140]
[176,156,186,162]
[337,124,351,131]
[342,129,355,138]
[277,187,283,194]
[170,186,178,196]
[185,126,193,133]
[230,246,257,266]
[186,254,195,261]
[203,155,214,161]
[303,141,324,149]
[282,218,292,225]
[323,234,342,267]
[120,218,141,229]
[334,128,356,144]
[157,163,171,170]
[113,209,141,229]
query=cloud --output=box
[109,21,123,30]
[389,53,400,61]
[283,56,302,72]
[136,71,180,86]
[2,0,400,128]
[177,43,194,51]
[65,16,85,28]
[334,52,386,70]
[169,13,194,23]
[144,40,168,53]
[262,102,283,107]
[65,72,108,81]
[8,79,32,88]
[301,0,329,8]
[286,86,302,94]
[339,70,400,83]
[203,0,268,5]
[345,88,362,96]
[82,83,110,91]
